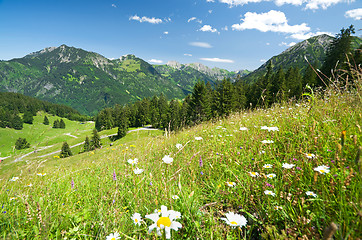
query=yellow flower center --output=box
[111,238,116,240]
[230,221,238,225]
[135,219,138,223]
[157,217,171,227]
[320,169,325,173]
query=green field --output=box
[0,86,361,239]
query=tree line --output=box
[0,92,90,130]
[95,25,360,136]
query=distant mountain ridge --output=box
[0,45,242,115]
[242,34,362,83]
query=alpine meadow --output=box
[0,0,362,239]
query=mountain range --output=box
[0,34,360,115]
[0,46,245,115]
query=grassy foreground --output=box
[0,86,361,239]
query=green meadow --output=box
[0,85,361,239]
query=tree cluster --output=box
[53,119,66,129]
[15,138,30,150]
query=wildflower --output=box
[199,157,203,167]
[175,144,182,149]
[274,206,283,210]
[226,181,236,187]
[133,168,144,175]
[248,172,259,177]
[261,140,274,144]
[172,195,179,200]
[200,171,204,175]
[113,170,117,181]
[266,173,276,179]
[145,205,182,239]
[306,191,317,198]
[9,177,19,182]
[195,137,203,140]
[131,213,142,226]
[9,197,17,201]
[282,163,295,169]
[106,232,120,240]
[36,173,46,176]
[263,164,273,169]
[313,165,330,174]
[221,212,247,228]
[162,155,173,164]
[127,158,138,165]
[261,126,269,130]
[239,127,248,131]
[264,190,276,196]
[26,183,33,187]
[306,153,316,159]
[259,150,266,154]
[71,178,75,189]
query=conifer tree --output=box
[91,129,102,149]
[23,111,34,124]
[82,136,90,153]
[321,25,355,83]
[53,119,60,128]
[43,115,49,125]
[60,141,72,158]
[12,115,23,130]
[15,137,30,150]
[59,119,66,129]
[117,113,128,139]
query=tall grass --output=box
[0,70,361,239]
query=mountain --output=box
[0,45,245,115]
[154,61,249,93]
[242,34,362,83]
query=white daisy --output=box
[9,177,19,182]
[306,153,315,159]
[133,168,144,175]
[106,232,120,240]
[221,212,247,228]
[261,140,274,144]
[127,158,138,165]
[226,181,236,187]
[195,137,203,140]
[264,190,276,196]
[145,205,182,239]
[248,172,259,177]
[266,173,276,179]
[314,165,330,174]
[239,127,248,131]
[282,163,295,169]
[131,213,142,226]
[306,191,317,198]
[162,155,174,164]
[36,173,46,176]
[175,144,182,149]
[263,164,273,169]
[172,195,180,200]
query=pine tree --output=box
[321,25,355,83]
[82,136,90,153]
[117,113,128,139]
[60,141,72,158]
[15,138,30,150]
[53,119,60,128]
[189,81,210,124]
[43,115,49,125]
[12,115,23,130]
[91,129,102,149]
[23,111,34,124]
[59,119,66,129]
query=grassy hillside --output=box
[0,84,361,239]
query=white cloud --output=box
[111,4,117,8]
[222,26,229,31]
[208,10,213,14]
[164,31,169,35]
[207,0,215,2]
[290,31,333,40]
[149,59,163,64]
[184,53,193,56]
[260,59,267,62]
[218,0,353,9]
[279,41,296,47]
[345,8,362,20]
[188,17,202,24]
[199,25,218,33]
[266,42,270,45]
[129,15,163,24]
[232,10,310,35]
[200,57,234,63]
[189,42,213,48]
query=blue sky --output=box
[0,0,361,71]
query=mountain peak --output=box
[166,61,182,69]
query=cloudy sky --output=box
[0,0,360,71]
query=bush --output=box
[15,138,30,150]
